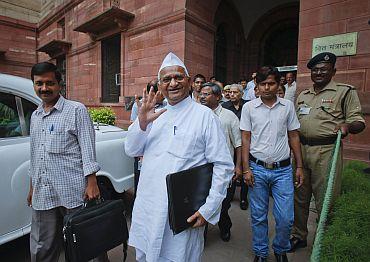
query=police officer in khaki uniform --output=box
[289,52,366,251]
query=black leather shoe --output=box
[288,236,307,252]
[220,230,231,242]
[253,255,267,262]
[274,252,288,262]
[240,200,248,210]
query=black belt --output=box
[249,154,291,170]
[300,136,337,146]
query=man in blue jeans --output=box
[240,66,304,262]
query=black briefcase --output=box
[166,163,213,234]
[63,199,128,262]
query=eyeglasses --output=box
[34,81,57,87]
[311,68,331,74]
[160,75,185,84]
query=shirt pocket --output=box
[316,105,343,120]
[46,131,66,153]
[167,132,196,159]
[277,114,288,137]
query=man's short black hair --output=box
[201,82,222,97]
[146,79,159,93]
[209,76,216,80]
[239,77,247,82]
[31,62,62,83]
[255,66,280,84]
[193,74,206,82]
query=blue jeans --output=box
[249,161,294,258]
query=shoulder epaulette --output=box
[337,83,355,90]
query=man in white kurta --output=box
[125,52,234,262]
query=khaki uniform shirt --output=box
[296,80,365,140]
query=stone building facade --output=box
[0,0,369,161]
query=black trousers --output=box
[218,179,248,232]
[134,157,141,197]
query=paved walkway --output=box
[108,190,317,262]
[0,190,317,262]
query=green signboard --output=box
[312,32,358,57]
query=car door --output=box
[0,91,37,244]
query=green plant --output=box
[88,107,116,125]
[0,118,12,125]
[320,161,370,262]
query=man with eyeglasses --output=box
[222,84,249,211]
[125,52,234,261]
[199,82,242,242]
[290,52,365,252]
[129,79,167,198]
[130,79,167,123]
[27,62,107,261]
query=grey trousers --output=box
[30,206,109,262]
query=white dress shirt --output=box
[242,80,255,100]
[245,87,257,100]
[284,81,297,102]
[240,97,300,163]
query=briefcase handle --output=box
[83,197,104,208]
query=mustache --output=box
[38,89,53,95]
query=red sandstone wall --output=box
[119,0,186,125]
[37,0,103,105]
[184,20,214,81]
[297,0,370,161]
[0,15,37,78]
[185,0,246,83]
[35,0,188,126]
[124,21,186,97]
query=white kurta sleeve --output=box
[198,114,234,224]
[124,119,152,157]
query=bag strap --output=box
[341,86,352,118]
[123,242,128,262]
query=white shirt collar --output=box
[253,96,287,108]
[213,105,222,116]
[166,95,192,111]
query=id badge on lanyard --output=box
[299,105,311,115]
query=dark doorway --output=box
[263,25,299,66]
[246,2,300,75]
[101,34,121,103]
[214,24,227,84]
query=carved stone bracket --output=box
[73,7,134,41]
[37,40,72,58]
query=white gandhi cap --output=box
[157,52,189,80]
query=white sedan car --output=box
[0,73,134,245]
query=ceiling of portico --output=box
[229,0,299,39]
